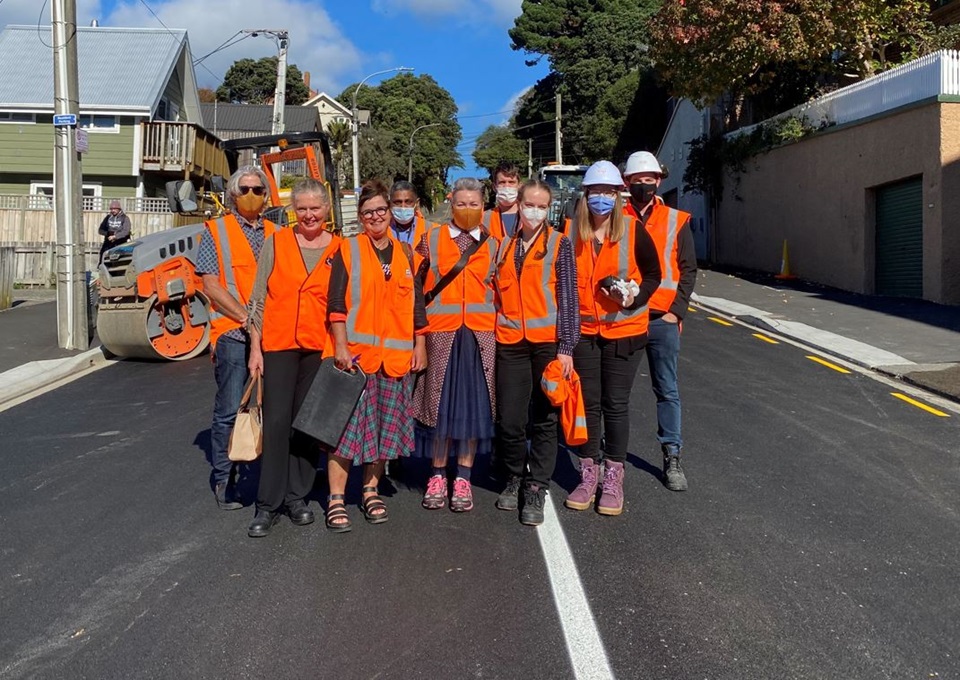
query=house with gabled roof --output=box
[0,24,227,205]
[303,91,370,131]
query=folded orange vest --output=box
[540,359,588,446]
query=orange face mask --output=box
[235,192,265,216]
[452,207,483,230]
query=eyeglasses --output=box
[588,189,619,198]
[238,185,265,196]
[359,205,389,219]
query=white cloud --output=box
[101,0,364,93]
[502,85,531,122]
[371,0,522,26]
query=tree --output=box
[337,73,462,207]
[198,87,217,103]
[588,69,671,162]
[216,57,311,105]
[326,119,351,185]
[472,125,529,176]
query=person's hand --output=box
[334,345,353,371]
[247,348,264,377]
[108,235,116,242]
[557,353,574,380]
[599,286,634,309]
[662,312,679,324]
[411,340,428,372]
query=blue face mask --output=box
[587,195,615,216]
[391,207,416,225]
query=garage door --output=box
[875,177,923,298]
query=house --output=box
[303,91,370,132]
[199,103,322,168]
[0,25,226,206]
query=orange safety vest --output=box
[494,229,563,345]
[637,203,689,313]
[483,207,519,241]
[541,359,588,446]
[204,213,276,348]
[423,225,499,333]
[261,228,341,352]
[331,234,415,377]
[391,213,431,248]
[568,215,649,339]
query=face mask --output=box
[630,183,657,206]
[587,195,615,216]
[521,207,547,226]
[391,207,415,225]
[234,192,265,216]
[452,207,483,230]
[496,187,518,205]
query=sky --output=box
[0,0,550,180]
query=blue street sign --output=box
[53,114,77,127]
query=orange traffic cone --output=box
[775,239,797,280]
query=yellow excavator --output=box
[96,131,341,360]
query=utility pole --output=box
[528,138,533,178]
[352,67,413,195]
[408,122,442,182]
[52,0,88,350]
[555,93,563,165]
[242,29,289,134]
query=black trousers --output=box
[98,236,129,264]
[572,334,646,462]
[256,350,322,512]
[496,340,559,488]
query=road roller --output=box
[97,224,211,361]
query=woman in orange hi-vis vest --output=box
[494,178,580,527]
[563,161,662,517]
[412,177,499,513]
[244,178,340,538]
[324,180,428,532]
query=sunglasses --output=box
[238,185,266,196]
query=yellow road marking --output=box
[752,333,779,344]
[890,393,950,417]
[805,355,851,374]
[687,306,697,313]
[708,316,733,327]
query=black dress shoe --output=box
[247,510,280,538]
[286,499,315,526]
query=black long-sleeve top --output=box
[326,239,427,331]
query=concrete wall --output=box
[716,100,960,303]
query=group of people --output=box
[196,152,697,538]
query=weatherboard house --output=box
[0,25,226,206]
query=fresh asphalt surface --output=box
[1,311,958,679]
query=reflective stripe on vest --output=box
[596,220,648,324]
[494,230,560,334]
[344,238,412,353]
[209,217,240,322]
[425,227,498,320]
[659,208,681,292]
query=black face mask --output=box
[630,183,657,206]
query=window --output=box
[79,115,119,133]
[0,112,36,124]
[29,182,102,209]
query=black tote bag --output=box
[292,358,366,448]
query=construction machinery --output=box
[539,163,588,224]
[96,131,341,360]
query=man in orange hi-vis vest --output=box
[623,151,698,492]
[482,161,522,240]
[195,166,276,511]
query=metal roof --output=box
[200,103,321,134]
[0,25,191,113]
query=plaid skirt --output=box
[333,370,414,465]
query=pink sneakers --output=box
[422,474,447,510]
[450,477,474,512]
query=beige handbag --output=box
[228,375,263,462]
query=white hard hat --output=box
[624,151,662,177]
[582,160,624,187]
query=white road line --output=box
[537,494,616,680]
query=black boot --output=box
[247,509,280,538]
[662,446,688,492]
[286,499,315,526]
[520,484,546,526]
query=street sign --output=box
[53,113,77,127]
[76,128,88,154]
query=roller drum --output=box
[97,293,210,361]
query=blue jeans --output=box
[210,336,249,487]
[646,317,682,450]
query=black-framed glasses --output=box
[238,185,266,196]
[360,206,389,219]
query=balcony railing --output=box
[728,50,960,139]
[140,121,230,180]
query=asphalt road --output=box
[1,310,958,679]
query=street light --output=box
[352,67,414,195]
[407,122,443,181]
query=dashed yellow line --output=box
[707,316,733,327]
[752,333,779,344]
[687,306,697,313]
[805,355,851,374]
[890,393,950,417]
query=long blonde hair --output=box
[575,190,626,245]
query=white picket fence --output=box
[729,49,960,138]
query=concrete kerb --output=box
[0,347,114,409]
[691,292,916,371]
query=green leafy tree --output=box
[472,125,529,177]
[588,69,671,162]
[216,57,311,104]
[326,119,352,184]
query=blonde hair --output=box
[575,190,626,246]
[498,178,553,268]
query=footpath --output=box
[1,269,959,408]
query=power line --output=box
[36,0,52,48]
[193,31,247,65]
